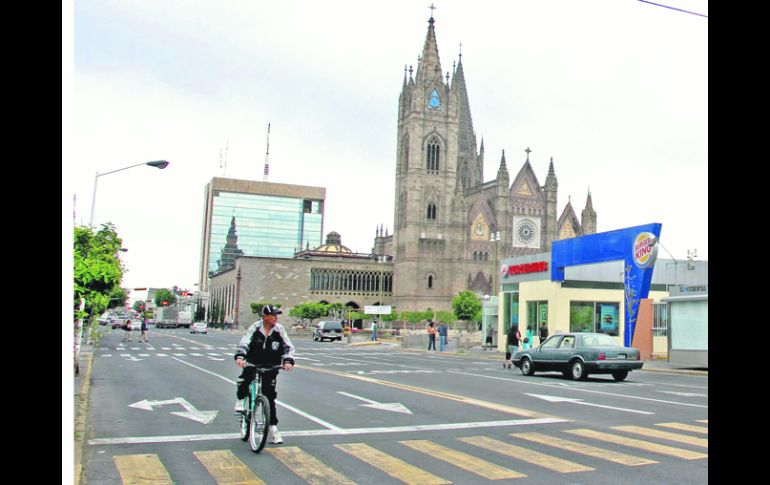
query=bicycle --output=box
[238,363,283,453]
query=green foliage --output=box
[452,291,482,322]
[288,302,328,325]
[132,300,146,313]
[154,288,177,307]
[435,310,455,323]
[73,223,125,326]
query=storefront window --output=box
[570,301,620,336]
[502,286,519,334]
[527,301,549,339]
[570,302,594,333]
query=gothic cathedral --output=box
[375,15,597,312]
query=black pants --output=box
[237,368,279,426]
[428,334,436,350]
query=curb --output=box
[639,367,708,377]
[74,351,94,485]
[349,341,383,347]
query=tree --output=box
[132,300,146,313]
[74,223,125,330]
[435,310,455,323]
[288,302,328,326]
[154,288,177,307]
[452,291,482,323]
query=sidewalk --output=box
[74,342,95,485]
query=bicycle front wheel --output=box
[248,395,271,453]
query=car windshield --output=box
[581,334,620,347]
[323,323,342,330]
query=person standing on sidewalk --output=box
[539,323,549,345]
[427,321,437,351]
[370,320,378,341]
[438,321,448,352]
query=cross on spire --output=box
[525,147,531,161]
[429,3,437,18]
[459,42,463,58]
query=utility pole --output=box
[263,123,271,182]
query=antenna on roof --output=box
[263,123,271,182]
[219,138,229,177]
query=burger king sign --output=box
[633,232,658,269]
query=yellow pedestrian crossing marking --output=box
[266,447,357,485]
[193,450,265,485]
[113,454,173,484]
[511,432,657,466]
[612,425,708,448]
[336,443,451,484]
[565,429,708,460]
[400,439,526,480]
[459,436,594,473]
[655,422,708,435]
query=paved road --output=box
[81,325,708,484]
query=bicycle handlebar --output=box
[243,363,285,373]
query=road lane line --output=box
[655,422,708,434]
[303,365,556,419]
[449,370,708,409]
[266,447,357,484]
[460,436,594,473]
[565,429,708,460]
[336,443,451,485]
[169,356,342,431]
[194,450,265,485]
[611,425,708,448]
[113,454,173,484]
[400,439,526,480]
[697,419,708,424]
[511,432,657,466]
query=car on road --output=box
[513,332,643,381]
[313,321,343,342]
[190,322,208,335]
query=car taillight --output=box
[598,352,606,360]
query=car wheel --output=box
[570,359,587,380]
[313,336,318,341]
[520,357,535,376]
[612,370,628,381]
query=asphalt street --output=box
[80,325,708,484]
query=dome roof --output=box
[314,232,353,254]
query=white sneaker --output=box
[269,425,283,444]
[234,399,247,413]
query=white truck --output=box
[155,306,193,329]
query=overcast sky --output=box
[63,0,707,296]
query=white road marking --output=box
[526,393,654,415]
[338,391,413,414]
[449,371,708,409]
[88,417,567,446]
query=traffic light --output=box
[162,300,169,306]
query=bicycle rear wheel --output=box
[248,395,271,453]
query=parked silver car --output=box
[313,321,343,342]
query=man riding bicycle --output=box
[234,305,295,444]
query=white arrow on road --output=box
[525,393,654,415]
[129,398,219,424]
[124,356,144,362]
[337,391,413,415]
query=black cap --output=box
[261,305,282,316]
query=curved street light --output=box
[89,160,169,227]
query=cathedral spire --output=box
[415,12,443,86]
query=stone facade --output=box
[376,16,598,312]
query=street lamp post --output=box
[490,231,501,295]
[89,160,170,227]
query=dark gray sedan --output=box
[513,332,643,381]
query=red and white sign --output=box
[632,232,658,269]
[500,261,549,277]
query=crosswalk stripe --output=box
[565,429,707,460]
[113,454,173,484]
[335,443,451,484]
[655,422,708,435]
[400,439,526,480]
[611,425,708,448]
[511,432,657,466]
[266,446,357,484]
[459,436,594,473]
[194,450,264,484]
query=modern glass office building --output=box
[199,177,325,291]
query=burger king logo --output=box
[633,232,658,269]
[500,264,509,276]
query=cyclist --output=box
[234,305,295,444]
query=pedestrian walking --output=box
[141,317,149,343]
[122,319,132,342]
[539,323,549,345]
[427,321,437,351]
[370,320,378,341]
[438,321,448,352]
[504,324,521,369]
[485,326,494,349]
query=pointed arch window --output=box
[426,136,440,174]
[427,203,437,220]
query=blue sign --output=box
[551,223,662,346]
